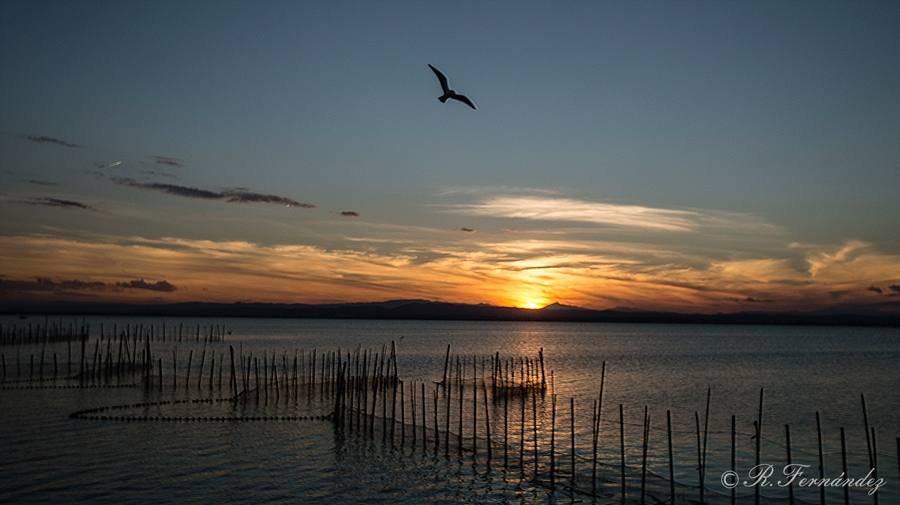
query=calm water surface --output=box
[1,318,898,504]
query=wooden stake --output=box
[871,427,878,505]
[695,412,703,505]
[786,424,794,505]
[641,407,650,505]
[458,382,464,454]
[421,382,426,455]
[731,414,736,505]
[390,376,397,449]
[229,345,237,400]
[532,387,539,477]
[861,394,873,469]
[702,387,711,502]
[445,379,451,457]
[570,397,576,486]
[483,382,492,464]
[550,394,556,488]
[473,365,478,457]
[520,389,526,476]
[670,410,676,505]
[593,361,606,496]
[442,344,450,385]
[840,428,849,505]
[816,412,825,505]
[433,386,439,454]
[503,386,509,468]
[620,403,626,504]
[755,388,764,505]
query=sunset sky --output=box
[1,1,899,312]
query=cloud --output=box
[21,134,81,148]
[153,156,183,168]
[0,276,176,295]
[890,284,900,294]
[27,179,58,186]
[1,232,897,312]
[140,169,178,180]
[221,189,315,208]
[94,160,123,169]
[438,186,561,197]
[111,177,221,199]
[340,211,360,217]
[19,197,96,211]
[0,277,105,292]
[867,286,883,294]
[115,279,177,292]
[109,177,314,208]
[443,195,771,232]
[460,227,475,233]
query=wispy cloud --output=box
[115,279,177,292]
[445,196,702,231]
[221,189,315,207]
[0,276,176,294]
[443,194,778,234]
[20,134,81,148]
[27,179,58,187]
[140,169,178,180]
[868,285,884,294]
[109,176,315,208]
[340,211,360,217]
[460,227,475,233]
[18,197,96,211]
[438,186,561,197]
[94,160,123,169]
[111,177,220,199]
[153,156,183,168]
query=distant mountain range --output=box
[2,299,899,327]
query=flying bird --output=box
[428,64,477,110]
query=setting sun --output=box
[514,293,552,309]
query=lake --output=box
[1,317,898,504]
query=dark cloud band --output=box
[0,277,176,293]
[19,197,96,211]
[153,156,184,168]
[21,134,81,148]
[110,176,314,208]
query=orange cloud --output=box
[0,233,897,312]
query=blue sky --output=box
[1,1,899,310]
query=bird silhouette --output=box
[428,64,477,110]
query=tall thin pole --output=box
[620,403,626,504]
[816,412,826,505]
[669,410,676,505]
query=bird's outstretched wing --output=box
[450,94,477,110]
[428,64,450,93]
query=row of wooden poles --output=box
[3,338,897,504]
[0,336,227,386]
[328,349,898,505]
[440,344,548,393]
[0,320,228,346]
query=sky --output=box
[1,0,899,311]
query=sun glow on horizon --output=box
[514,292,553,310]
